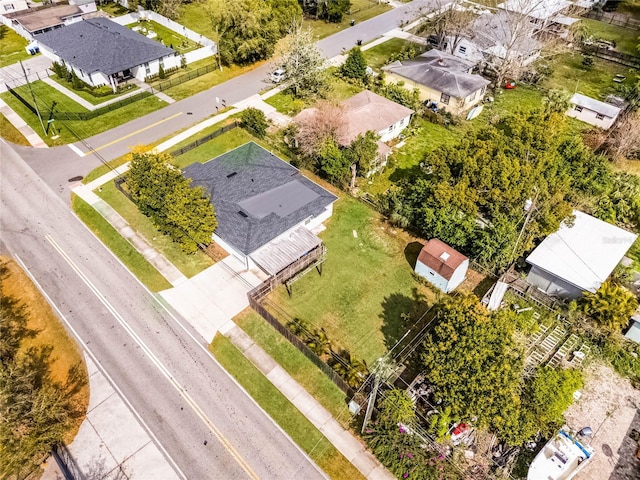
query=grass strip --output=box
[210,335,365,480]
[234,309,351,429]
[0,112,30,146]
[96,181,213,278]
[72,194,172,292]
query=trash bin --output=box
[350,19,355,26]
[356,39,362,46]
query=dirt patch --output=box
[565,361,640,480]
[1,256,89,443]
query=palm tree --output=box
[329,349,369,388]
[305,328,332,357]
[581,281,638,331]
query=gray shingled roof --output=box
[384,50,490,99]
[570,93,622,118]
[34,18,174,75]
[184,142,337,255]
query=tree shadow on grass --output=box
[404,241,423,270]
[379,288,431,354]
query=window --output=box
[144,62,150,75]
[440,93,450,105]
[574,105,583,112]
[388,125,394,133]
[4,4,15,11]
[458,46,467,54]
[159,57,164,68]
[596,113,605,120]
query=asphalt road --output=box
[19,0,438,197]
[0,141,326,480]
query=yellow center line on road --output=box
[91,112,184,153]
[44,234,260,480]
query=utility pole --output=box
[360,356,395,434]
[19,60,46,136]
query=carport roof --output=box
[184,142,337,255]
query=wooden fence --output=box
[581,10,640,30]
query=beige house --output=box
[295,90,414,172]
[383,50,490,115]
[566,93,622,130]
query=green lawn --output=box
[158,60,265,101]
[362,38,424,70]
[304,0,392,39]
[0,112,29,146]
[544,52,636,99]
[99,2,130,16]
[72,195,172,292]
[49,74,139,105]
[0,25,34,68]
[0,80,166,146]
[171,127,256,168]
[234,309,351,428]
[178,2,216,39]
[96,182,214,278]
[579,18,640,56]
[270,195,436,364]
[210,335,365,480]
[127,20,200,54]
[265,72,362,115]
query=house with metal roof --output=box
[35,18,177,90]
[566,93,622,130]
[415,239,469,293]
[184,142,338,276]
[497,0,576,32]
[383,49,490,115]
[526,211,637,299]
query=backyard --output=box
[579,18,640,56]
[0,80,166,146]
[268,194,437,365]
[127,19,200,54]
[0,25,34,68]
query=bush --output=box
[340,47,367,80]
[240,107,268,139]
[158,64,166,79]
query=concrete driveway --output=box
[159,256,267,342]
[0,54,53,91]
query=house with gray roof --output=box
[383,49,490,115]
[447,11,541,71]
[184,142,337,274]
[566,93,622,130]
[35,18,177,91]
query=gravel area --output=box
[564,362,640,480]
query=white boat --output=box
[527,429,594,480]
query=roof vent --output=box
[226,172,237,178]
[440,252,450,262]
[238,211,248,218]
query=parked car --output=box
[270,68,286,83]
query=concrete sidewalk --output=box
[42,355,182,480]
[221,324,394,480]
[0,98,48,148]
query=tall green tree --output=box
[208,0,301,65]
[340,47,367,80]
[276,25,328,98]
[346,130,379,189]
[240,107,269,138]
[318,0,351,22]
[318,137,351,185]
[127,152,217,253]
[581,281,638,331]
[421,295,525,435]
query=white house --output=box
[383,50,490,115]
[497,0,575,31]
[566,93,622,130]
[294,90,414,171]
[0,0,28,15]
[3,4,83,38]
[69,0,97,14]
[184,142,338,274]
[35,18,178,90]
[448,11,541,69]
[526,211,637,299]
[415,239,469,293]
